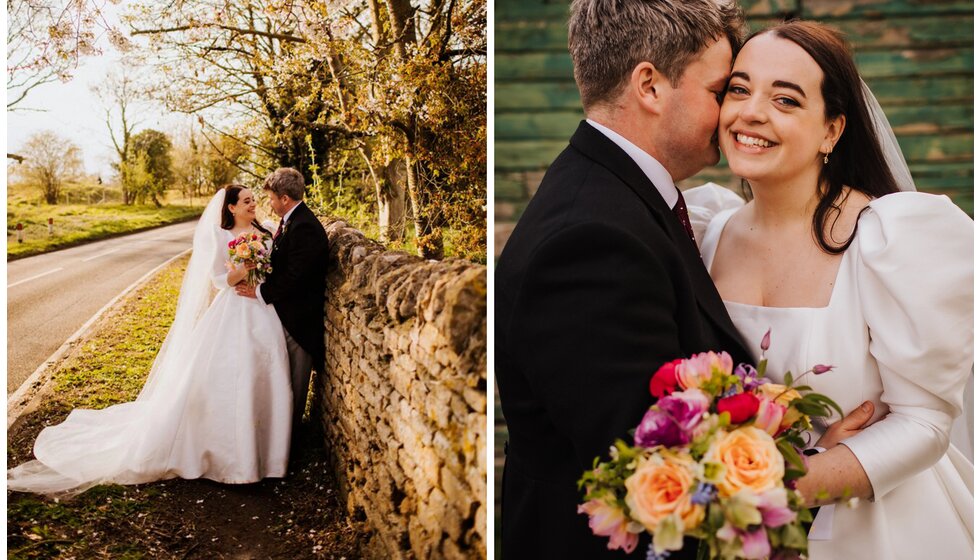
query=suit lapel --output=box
[569,121,751,359]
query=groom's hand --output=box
[815,400,875,449]
[236,283,257,299]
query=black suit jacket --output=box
[263,202,329,369]
[495,122,753,559]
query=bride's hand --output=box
[815,400,875,449]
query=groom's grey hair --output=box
[263,167,306,200]
[568,0,744,110]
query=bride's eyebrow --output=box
[730,71,807,98]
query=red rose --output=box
[649,359,683,399]
[717,392,760,424]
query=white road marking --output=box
[7,267,65,288]
[81,247,124,262]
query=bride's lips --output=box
[730,130,778,153]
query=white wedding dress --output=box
[8,191,293,495]
[688,185,973,559]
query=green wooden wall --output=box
[493,1,973,555]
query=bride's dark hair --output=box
[743,21,900,254]
[219,184,272,235]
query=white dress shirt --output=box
[586,119,678,208]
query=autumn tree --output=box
[19,130,84,204]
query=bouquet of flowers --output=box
[578,332,842,559]
[228,231,273,287]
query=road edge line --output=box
[7,248,193,429]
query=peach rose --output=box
[235,243,252,258]
[625,454,704,531]
[705,426,784,497]
[757,383,803,428]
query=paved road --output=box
[7,222,198,394]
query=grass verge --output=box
[6,203,204,261]
[7,255,362,559]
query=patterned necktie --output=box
[672,187,698,251]
[274,218,285,240]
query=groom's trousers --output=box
[284,329,314,423]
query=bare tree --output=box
[94,66,143,204]
[20,130,84,204]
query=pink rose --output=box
[717,392,760,424]
[624,455,704,531]
[577,499,639,553]
[650,359,682,399]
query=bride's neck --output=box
[231,217,254,233]
[747,175,822,230]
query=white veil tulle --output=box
[138,189,225,401]
[8,190,229,496]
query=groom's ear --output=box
[630,61,669,116]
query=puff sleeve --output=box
[682,183,746,246]
[841,192,974,499]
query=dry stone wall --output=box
[314,218,487,559]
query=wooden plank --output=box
[494,172,527,200]
[496,111,583,140]
[495,140,567,170]
[496,19,568,53]
[495,0,569,23]
[855,48,973,78]
[884,104,972,134]
[495,82,581,111]
[830,15,973,50]
[496,52,573,81]
[867,76,973,106]
[804,0,972,19]
[896,133,972,162]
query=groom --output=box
[237,167,329,429]
[495,1,752,556]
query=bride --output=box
[8,186,293,495]
[687,21,972,559]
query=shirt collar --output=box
[586,119,678,208]
[281,201,303,224]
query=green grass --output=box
[7,257,187,559]
[6,202,204,260]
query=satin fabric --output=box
[690,185,973,559]
[8,227,292,495]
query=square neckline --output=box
[702,207,852,311]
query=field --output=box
[7,180,205,260]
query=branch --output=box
[130,24,306,44]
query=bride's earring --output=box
[823,148,832,165]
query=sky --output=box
[6,2,185,179]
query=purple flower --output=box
[690,482,718,506]
[646,543,671,560]
[811,364,834,375]
[735,363,764,390]
[758,488,796,528]
[635,389,710,448]
[634,408,685,448]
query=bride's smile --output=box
[718,32,843,191]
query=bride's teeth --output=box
[736,133,773,148]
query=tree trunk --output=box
[380,159,407,243]
[404,155,443,259]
